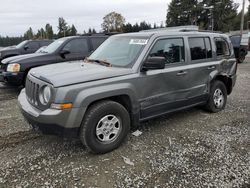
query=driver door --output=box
[137,37,193,119]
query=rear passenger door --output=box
[62,38,90,61]
[187,37,215,98]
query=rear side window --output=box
[63,39,89,53]
[149,38,185,64]
[215,38,230,56]
[91,37,107,50]
[188,37,212,60]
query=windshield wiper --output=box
[85,58,112,67]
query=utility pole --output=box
[240,0,246,35]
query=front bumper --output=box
[18,89,84,137]
[0,70,24,85]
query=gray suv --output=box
[18,31,237,154]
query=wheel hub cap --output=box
[213,88,224,108]
[96,115,121,143]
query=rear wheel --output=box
[205,80,227,113]
[80,100,130,154]
[237,51,246,63]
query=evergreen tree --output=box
[88,28,92,34]
[24,27,34,39]
[92,28,97,34]
[70,24,77,36]
[166,0,239,32]
[57,17,70,38]
[45,24,54,39]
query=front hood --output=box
[1,53,47,64]
[2,46,16,50]
[30,61,133,87]
[0,47,19,57]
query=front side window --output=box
[16,41,28,48]
[149,38,185,64]
[43,38,67,53]
[215,38,230,56]
[63,39,89,53]
[88,36,148,67]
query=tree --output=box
[88,28,92,34]
[166,0,200,27]
[70,24,77,36]
[57,17,70,37]
[45,24,54,39]
[166,0,239,32]
[36,28,46,39]
[101,12,125,32]
[92,28,97,34]
[24,27,34,39]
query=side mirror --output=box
[141,57,165,71]
[60,49,70,58]
[24,46,29,50]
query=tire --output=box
[80,100,130,154]
[205,80,227,113]
[237,51,246,64]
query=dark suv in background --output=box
[0,40,53,62]
[0,35,109,85]
[230,34,248,63]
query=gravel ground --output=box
[0,63,249,187]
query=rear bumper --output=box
[0,70,24,85]
[18,89,82,137]
[231,74,237,88]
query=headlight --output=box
[39,86,52,105]
[7,63,20,72]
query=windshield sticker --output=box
[129,39,148,45]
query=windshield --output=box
[43,38,67,53]
[88,36,149,67]
[16,41,27,48]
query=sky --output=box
[0,0,248,37]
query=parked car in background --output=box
[230,34,248,63]
[18,30,237,154]
[0,40,53,62]
[0,35,109,85]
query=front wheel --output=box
[80,100,130,154]
[205,80,227,113]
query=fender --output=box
[74,82,140,113]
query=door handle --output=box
[176,71,187,76]
[207,66,216,70]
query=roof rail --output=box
[140,25,199,33]
[81,32,120,36]
[140,26,224,34]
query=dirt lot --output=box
[0,63,249,188]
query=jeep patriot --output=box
[18,31,237,154]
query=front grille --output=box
[26,77,40,106]
[0,63,7,71]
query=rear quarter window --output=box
[214,37,230,57]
